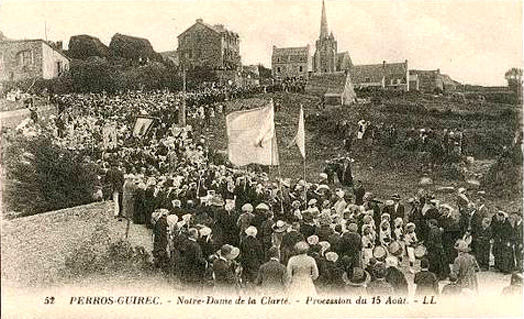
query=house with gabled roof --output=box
[177,18,241,71]
[0,39,70,82]
[306,72,356,105]
[271,45,312,79]
[350,60,410,91]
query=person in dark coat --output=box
[280,220,304,265]
[390,194,405,223]
[300,211,318,238]
[492,211,515,274]
[385,256,409,296]
[259,211,275,258]
[426,219,449,280]
[179,228,207,288]
[336,223,361,263]
[133,182,146,224]
[474,217,492,271]
[353,181,365,206]
[153,211,169,272]
[144,183,157,229]
[240,226,265,285]
[367,262,394,295]
[212,200,239,248]
[323,252,345,293]
[414,258,439,296]
[255,246,290,294]
[212,245,237,294]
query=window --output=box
[299,66,303,72]
[365,77,371,83]
[277,57,280,63]
[56,61,63,75]
[277,67,281,73]
[17,50,33,66]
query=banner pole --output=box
[276,164,285,215]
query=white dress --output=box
[287,254,319,297]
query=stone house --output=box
[410,69,460,93]
[305,72,356,105]
[178,18,241,70]
[0,39,70,82]
[271,45,312,79]
[350,60,410,91]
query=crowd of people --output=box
[6,82,523,298]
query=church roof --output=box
[351,61,407,83]
[272,46,310,56]
[306,72,349,95]
[336,52,353,71]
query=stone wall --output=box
[0,41,44,81]
[178,23,225,69]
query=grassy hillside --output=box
[202,92,521,210]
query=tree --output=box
[505,67,523,96]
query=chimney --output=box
[437,68,440,74]
[196,18,203,23]
[56,41,63,51]
[382,60,386,68]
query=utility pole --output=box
[179,65,187,126]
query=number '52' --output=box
[44,297,55,304]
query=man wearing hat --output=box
[451,239,480,292]
[179,228,207,289]
[212,198,239,248]
[213,244,237,294]
[353,180,366,206]
[237,203,255,241]
[255,246,289,294]
[300,210,318,238]
[281,220,305,265]
[153,209,169,273]
[240,226,265,285]
[337,223,361,268]
[344,267,370,294]
[390,194,405,225]
[385,256,408,296]
[367,262,394,295]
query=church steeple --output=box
[320,0,329,39]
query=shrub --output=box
[63,224,154,277]
[3,133,99,215]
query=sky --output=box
[0,0,522,86]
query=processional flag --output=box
[289,105,305,158]
[132,116,155,138]
[226,100,279,166]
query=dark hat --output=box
[372,262,388,279]
[347,267,371,286]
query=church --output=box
[271,0,352,79]
[312,0,353,74]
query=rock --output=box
[68,34,109,59]
[419,176,433,186]
[109,33,162,62]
